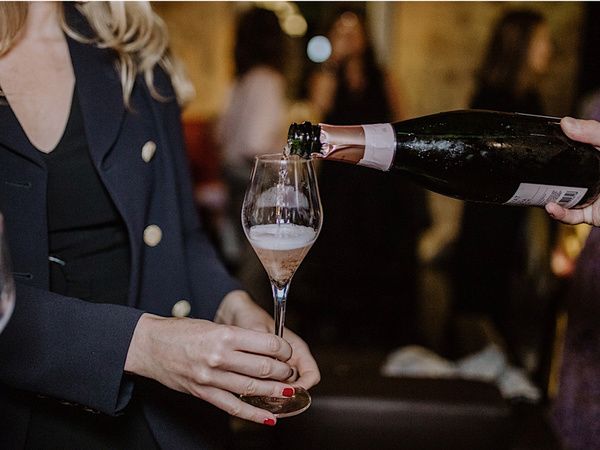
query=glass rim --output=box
[254,153,312,164]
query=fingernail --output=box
[282,387,294,398]
[562,116,577,128]
[263,418,276,426]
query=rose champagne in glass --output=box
[241,153,322,417]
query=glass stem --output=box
[271,283,289,338]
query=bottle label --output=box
[358,124,395,171]
[504,183,587,208]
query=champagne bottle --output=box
[287,110,600,207]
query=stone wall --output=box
[387,1,583,118]
[153,1,237,121]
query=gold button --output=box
[172,300,191,318]
[143,224,162,247]
[141,141,157,163]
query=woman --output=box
[452,9,553,344]
[0,2,319,448]
[546,119,600,449]
[217,7,288,276]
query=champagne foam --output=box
[248,224,316,250]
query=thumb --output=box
[560,117,600,148]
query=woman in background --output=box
[0,3,318,448]
[452,9,553,351]
[298,10,430,348]
[217,7,288,284]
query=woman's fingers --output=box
[219,351,295,381]
[283,331,321,390]
[194,368,295,399]
[226,326,293,362]
[295,367,321,391]
[191,385,278,426]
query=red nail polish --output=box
[282,387,294,398]
[263,418,276,426]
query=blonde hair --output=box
[0,2,194,106]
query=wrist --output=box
[124,313,164,377]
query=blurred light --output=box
[307,35,331,63]
[282,13,307,37]
[255,1,296,18]
[277,2,297,16]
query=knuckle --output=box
[226,402,243,418]
[193,367,211,385]
[243,379,259,396]
[314,372,321,384]
[207,352,224,369]
[219,326,236,346]
[189,385,207,400]
[259,359,273,378]
[267,335,281,353]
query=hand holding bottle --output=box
[546,117,600,226]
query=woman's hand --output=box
[125,303,298,426]
[545,117,600,226]
[216,291,321,392]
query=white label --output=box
[358,123,396,171]
[504,183,587,208]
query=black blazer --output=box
[0,9,240,449]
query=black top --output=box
[42,92,130,305]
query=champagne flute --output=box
[0,213,15,333]
[241,153,322,417]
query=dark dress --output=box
[294,61,430,348]
[551,227,600,449]
[452,86,545,341]
[24,93,158,448]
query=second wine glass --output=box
[241,153,322,417]
[0,213,15,334]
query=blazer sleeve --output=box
[0,282,143,415]
[151,70,242,321]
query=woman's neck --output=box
[22,2,62,41]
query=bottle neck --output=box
[319,123,396,170]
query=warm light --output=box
[282,13,307,37]
[307,35,332,63]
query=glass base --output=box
[240,386,311,418]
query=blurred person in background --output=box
[451,9,554,356]
[296,9,430,348]
[545,116,600,450]
[217,7,288,291]
[0,2,319,448]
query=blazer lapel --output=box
[67,36,125,169]
[0,96,45,168]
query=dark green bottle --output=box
[287,109,600,207]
